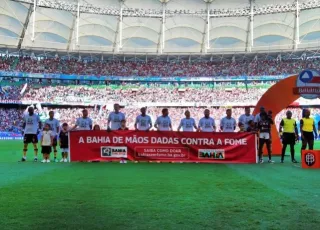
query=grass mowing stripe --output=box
[227,160,320,212]
[1,163,320,230]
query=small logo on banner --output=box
[101,146,127,158]
[305,152,316,166]
[198,149,225,159]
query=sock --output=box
[23,156,26,159]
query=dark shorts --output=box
[302,131,314,141]
[24,134,38,144]
[282,133,296,145]
[41,146,52,154]
[52,137,57,147]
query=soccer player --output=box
[155,108,172,131]
[257,112,274,164]
[220,109,237,132]
[254,106,266,125]
[21,107,42,162]
[238,107,255,131]
[41,123,54,163]
[134,107,152,131]
[279,111,298,163]
[198,109,216,132]
[44,111,60,162]
[300,109,318,151]
[108,103,125,131]
[72,109,93,130]
[59,123,69,162]
[177,110,197,132]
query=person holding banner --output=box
[279,111,298,163]
[177,110,197,132]
[21,107,42,162]
[239,107,254,132]
[198,109,216,132]
[108,103,125,131]
[134,107,152,131]
[220,109,236,132]
[44,111,60,162]
[300,109,317,151]
[72,109,93,131]
[155,108,172,131]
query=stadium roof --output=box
[1,0,320,55]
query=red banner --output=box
[69,131,257,163]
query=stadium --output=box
[1,0,320,229]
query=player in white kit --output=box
[238,107,255,131]
[108,103,126,131]
[72,109,93,130]
[155,108,172,131]
[21,107,42,162]
[44,111,60,162]
[220,109,237,132]
[134,107,152,131]
[177,110,197,132]
[198,109,216,132]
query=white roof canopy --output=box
[0,0,320,54]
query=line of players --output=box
[21,103,319,164]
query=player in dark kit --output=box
[257,112,274,164]
[59,123,69,162]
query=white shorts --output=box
[259,132,270,140]
[61,148,69,153]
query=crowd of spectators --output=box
[0,107,315,134]
[1,55,319,77]
[20,85,267,105]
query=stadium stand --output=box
[0,56,318,77]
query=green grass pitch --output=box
[0,140,319,230]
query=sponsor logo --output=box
[198,149,225,159]
[305,152,316,166]
[101,146,127,158]
[293,69,320,99]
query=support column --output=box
[207,3,210,51]
[118,2,123,51]
[76,0,80,47]
[31,0,36,42]
[161,3,166,53]
[294,0,300,50]
[249,0,254,51]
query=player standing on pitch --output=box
[59,123,69,162]
[238,107,255,132]
[220,109,236,132]
[155,108,172,131]
[41,123,54,163]
[108,103,125,131]
[44,111,60,162]
[257,112,274,164]
[254,106,266,125]
[279,111,298,163]
[134,107,152,131]
[198,109,216,132]
[300,109,318,151]
[72,109,93,130]
[177,110,197,132]
[21,107,42,162]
